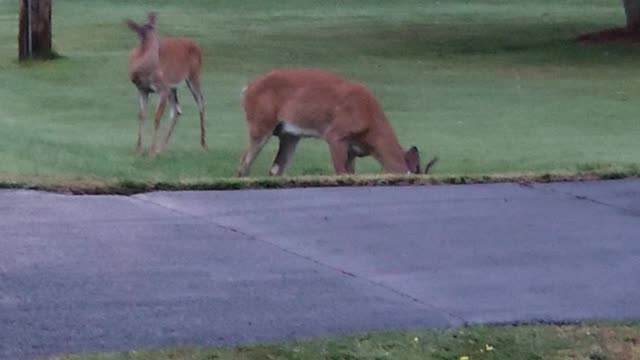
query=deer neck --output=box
[373,122,410,174]
[131,35,161,77]
[381,143,410,174]
[141,34,160,55]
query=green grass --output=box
[49,323,640,360]
[0,0,639,190]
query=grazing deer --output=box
[126,12,206,157]
[237,68,438,177]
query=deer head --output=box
[404,146,439,174]
[126,13,158,44]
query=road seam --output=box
[132,194,466,327]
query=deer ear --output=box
[423,156,439,174]
[126,20,142,34]
[147,12,157,26]
[404,146,421,174]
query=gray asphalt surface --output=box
[1,179,639,359]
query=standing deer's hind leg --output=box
[186,78,207,151]
[160,88,182,152]
[173,88,183,115]
[136,90,149,155]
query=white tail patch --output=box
[281,122,322,138]
[269,164,280,176]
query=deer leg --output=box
[270,134,300,176]
[160,88,181,152]
[186,78,207,151]
[324,127,351,175]
[136,90,149,155]
[328,142,350,175]
[346,148,357,174]
[149,90,169,157]
[173,88,183,115]
[237,133,270,177]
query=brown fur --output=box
[237,68,437,177]
[127,13,207,157]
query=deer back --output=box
[157,38,202,86]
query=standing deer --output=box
[126,12,206,157]
[237,68,438,177]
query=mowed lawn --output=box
[0,0,638,187]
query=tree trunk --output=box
[18,0,53,61]
[623,0,640,31]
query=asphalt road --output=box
[1,179,639,359]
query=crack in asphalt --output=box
[131,194,466,327]
[521,183,640,217]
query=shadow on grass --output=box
[256,20,640,66]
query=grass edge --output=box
[1,166,638,195]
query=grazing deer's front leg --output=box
[149,89,169,157]
[346,148,357,174]
[325,138,350,176]
[270,134,300,176]
[328,142,350,175]
[136,90,149,154]
[324,125,351,175]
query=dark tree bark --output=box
[623,0,640,30]
[18,0,53,61]
[576,0,640,42]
